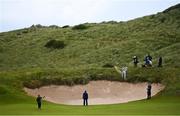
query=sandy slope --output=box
[24,81,164,105]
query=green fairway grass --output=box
[0,95,180,115]
[0,4,180,115]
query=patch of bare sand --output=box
[24,81,165,105]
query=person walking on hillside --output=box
[133,56,139,67]
[147,83,152,99]
[158,56,162,67]
[82,90,88,106]
[36,95,45,109]
[121,67,128,80]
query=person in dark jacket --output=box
[133,56,139,67]
[147,54,152,61]
[144,54,152,67]
[36,95,45,109]
[82,90,88,106]
[147,83,152,99]
[158,57,162,67]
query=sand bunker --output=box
[24,81,164,105]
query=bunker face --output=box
[24,81,164,105]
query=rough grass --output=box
[0,5,180,70]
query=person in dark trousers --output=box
[147,83,152,99]
[133,56,139,67]
[36,95,45,109]
[158,57,162,67]
[82,90,88,106]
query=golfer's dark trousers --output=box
[147,92,151,99]
[38,102,41,109]
[83,99,88,106]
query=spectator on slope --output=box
[147,54,152,61]
[114,66,128,80]
[158,56,163,67]
[133,56,139,67]
[121,67,128,80]
[144,54,153,67]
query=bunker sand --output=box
[24,81,164,105]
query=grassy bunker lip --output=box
[24,80,165,105]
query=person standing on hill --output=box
[82,90,88,106]
[158,57,162,67]
[144,54,153,67]
[121,67,128,80]
[36,95,45,109]
[133,56,139,67]
[147,83,152,99]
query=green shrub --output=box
[31,24,44,28]
[62,25,69,28]
[72,24,88,30]
[45,40,65,49]
[22,30,28,33]
[49,25,59,28]
[35,24,44,28]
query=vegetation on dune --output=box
[0,4,180,114]
[72,24,89,30]
[62,25,70,28]
[0,4,180,71]
[45,39,65,49]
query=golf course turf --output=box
[0,95,180,115]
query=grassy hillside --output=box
[0,4,180,70]
[0,4,180,115]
